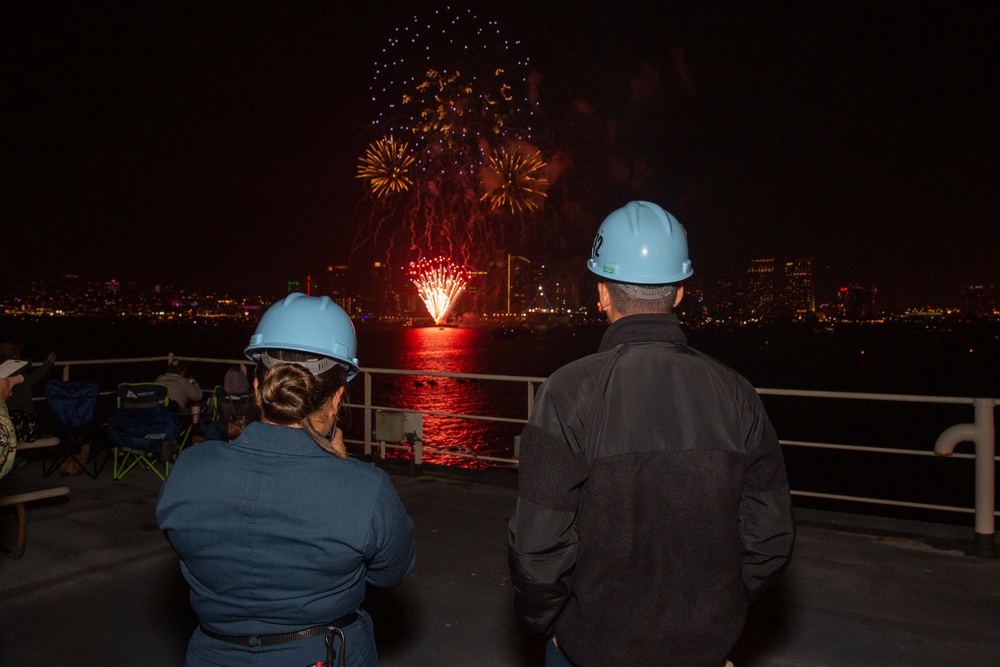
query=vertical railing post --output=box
[972,398,995,556]
[364,372,373,457]
[62,364,70,381]
[934,398,996,557]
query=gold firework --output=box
[357,136,415,198]
[481,149,548,213]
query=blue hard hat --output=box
[586,201,694,285]
[245,293,360,381]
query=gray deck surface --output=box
[1,454,999,666]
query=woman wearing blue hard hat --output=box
[157,292,416,667]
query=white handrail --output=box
[757,387,979,405]
[45,355,999,549]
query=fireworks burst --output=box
[354,7,548,275]
[408,257,471,325]
[369,9,533,150]
[357,135,415,197]
[481,148,548,213]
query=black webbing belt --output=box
[201,611,358,647]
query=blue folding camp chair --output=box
[107,383,182,481]
[41,380,107,478]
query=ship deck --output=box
[1,455,999,666]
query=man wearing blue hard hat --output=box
[508,201,794,666]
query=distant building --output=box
[835,284,878,320]
[548,280,581,312]
[959,285,996,317]
[783,258,815,319]
[369,261,395,317]
[322,264,354,315]
[462,269,490,315]
[746,258,777,319]
[710,270,746,323]
[712,258,814,322]
[507,256,535,315]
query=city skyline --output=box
[5,254,997,324]
[5,2,998,308]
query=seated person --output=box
[0,342,56,442]
[204,365,257,441]
[0,376,24,479]
[155,360,204,423]
[223,365,251,394]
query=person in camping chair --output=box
[0,342,57,442]
[156,359,204,423]
[0,375,24,479]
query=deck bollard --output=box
[934,397,996,557]
[411,436,423,477]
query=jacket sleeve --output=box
[365,470,416,588]
[740,390,795,603]
[507,404,590,635]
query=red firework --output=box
[407,257,471,324]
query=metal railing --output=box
[35,355,1000,553]
[352,367,538,467]
[755,387,997,556]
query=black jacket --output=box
[508,314,794,667]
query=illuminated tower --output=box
[508,257,535,315]
[371,262,396,317]
[323,265,354,315]
[746,258,777,319]
[462,268,489,314]
[783,258,815,318]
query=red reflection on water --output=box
[352,326,524,469]
[395,326,480,372]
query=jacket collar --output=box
[233,420,330,457]
[598,313,687,353]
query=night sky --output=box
[4,1,998,308]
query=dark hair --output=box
[254,350,349,451]
[167,359,187,375]
[604,281,679,315]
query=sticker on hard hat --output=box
[603,266,615,274]
[592,234,603,258]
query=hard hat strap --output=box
[617,283,675,300]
